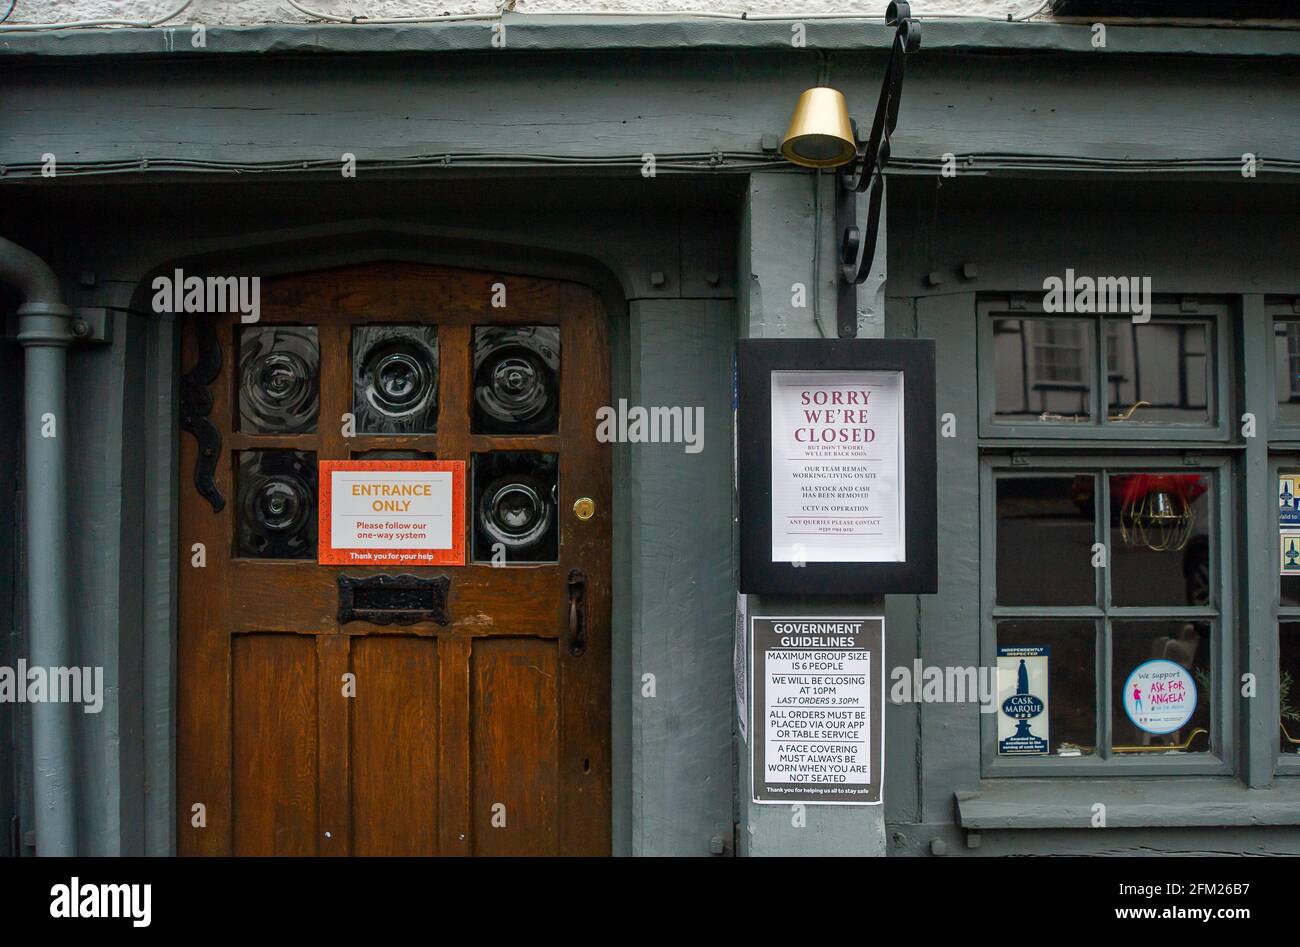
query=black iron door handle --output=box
[568,569,587,656]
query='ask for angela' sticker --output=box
[1122,659,1196,735]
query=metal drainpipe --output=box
[0,236,77,856]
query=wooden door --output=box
[178,262,611,856]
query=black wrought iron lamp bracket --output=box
[834,3,920,338]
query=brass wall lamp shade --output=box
[777,2,921,338]
[781,88,858,169]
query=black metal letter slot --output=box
[337,573,450,626]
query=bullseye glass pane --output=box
[238,326,319,434]
[472,452,558,563]
[472,326,560,434]
[352,325,439,434]
[236,450,318,559]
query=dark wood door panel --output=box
[471,637,560,856]
[227,560,566,637]
[349,635,440,856]
[259,263,562,326]
[232,634,319,856]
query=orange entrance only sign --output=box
[318,460,466,566]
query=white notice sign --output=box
[770,370,905,563]
[764,647,871,781]
[318,460,466,566]
[330,470,454,550]
[751,617,883,804]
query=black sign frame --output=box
[737,338,937,595]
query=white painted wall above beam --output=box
[3,1,1046,28]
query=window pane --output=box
[996,475,1096,606]
[471,452,558,563]
[1109,472,1212,607]
[238,326,319,434]
[236,450,317,559]
[1106,319,1211,425]
[472,325,560,434]
[997,620,1096,757]
[992,317,1093,423]
[352,325,439,434]
[1274,321,1300,426]
[1280,623,1300,755]
[1111,620,1212,754]
[1280,472,1300,606]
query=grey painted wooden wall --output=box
[624,298,736,856]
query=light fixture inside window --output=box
[1118,474,1201,552]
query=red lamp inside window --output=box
[1117,474,1205,552]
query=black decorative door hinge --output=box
[180,315,226,512]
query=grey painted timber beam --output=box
[4,49,1300,180]
[957,779,1300,829]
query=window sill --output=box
[956,778,1300,829]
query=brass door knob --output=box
[573,497,595,521]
